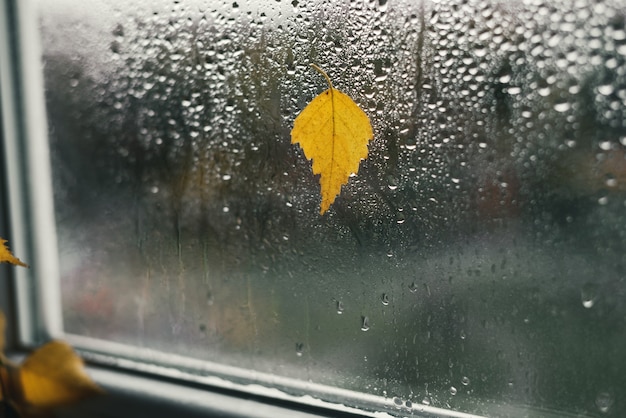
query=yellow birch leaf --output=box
[17,340,103,408]
[0,238,28,267]
[291,64,374,214]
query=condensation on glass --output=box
[38,0,626,416]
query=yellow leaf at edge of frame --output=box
[0,239,28,267]
[18,340,103,408]
[291,64,374,215]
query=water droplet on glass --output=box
[461,376,470,386]
[336,300,344,314]
[381,293,389,306]
[405,138,417,150]
[499,74,511,83]
[474,46,487,58]
[581,283,599,308]
[450,386,457,395]
[507,86,521,95]
[295,342,304,357]
[605,175,618,188]
[599,140,613,151]
[375,74,388,83]
[386,175,399,191]
[598,84,614,96]
[361,316,370,332]
[554,101,570,113]
[408,282,418,293]
[595,391,613,413]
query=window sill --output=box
[55,364,357,418]
[8,345,581,418]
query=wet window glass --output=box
[39,0,626,416]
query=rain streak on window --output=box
[39,0,626,416]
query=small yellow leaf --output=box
[18,340,103,408]
[0,239,28,267]
[291,64,374,214]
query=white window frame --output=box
[0,0,62,347]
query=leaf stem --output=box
[310,64,334,90]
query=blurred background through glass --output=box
[38,0,626,415]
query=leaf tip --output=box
[0,239,28,268]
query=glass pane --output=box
[39,0,626,416]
